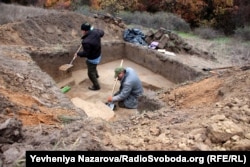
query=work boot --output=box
[88,85,100,91]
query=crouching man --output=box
[107,67,143,109]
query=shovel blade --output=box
[105,102,115,110]
[59,64,73,71]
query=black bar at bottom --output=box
[26,151,250,167]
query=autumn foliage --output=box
[88,0,249,34]
[2,0,250,34]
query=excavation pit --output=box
[30,42,205,120]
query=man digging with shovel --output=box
[107,67,143,109]
[76,22,104,91]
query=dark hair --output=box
[81,22,91,31]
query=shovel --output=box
[59,45,82,71]
[106,59,124,110]
[106,102,115,110]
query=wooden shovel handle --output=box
[69,45,82,65]
[76,44,82,53]
[111,59,123,95]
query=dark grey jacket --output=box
[112,67,143,109]
[77,28,104,60]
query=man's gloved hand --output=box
[107,96,112,102]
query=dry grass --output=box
[193,27,223,39]
[0,3,57,25]
[234,26,250,41]
[117,11,191,32]
[182,34,250,66]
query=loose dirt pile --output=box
[0,4,250,167]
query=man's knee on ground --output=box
[118,101,125,108]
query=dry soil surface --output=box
[0,5,250,167]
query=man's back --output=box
[122,67,143,97]
[81,29,104,59]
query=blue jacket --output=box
[112,67,143,109]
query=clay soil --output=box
[0,4,250,167]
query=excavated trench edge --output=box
[29,41,206,112]
[31,41,205,85]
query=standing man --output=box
[77,22,104,91]
[107,67,143,109]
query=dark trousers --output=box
[118,101,126,108]
[86,60,100,88]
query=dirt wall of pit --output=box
[124,43,204,84]
[30,41,204,84]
